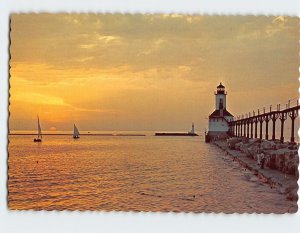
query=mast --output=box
[37,115,42,139]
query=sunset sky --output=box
[9,14,299,131]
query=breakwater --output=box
[213,137,298,202]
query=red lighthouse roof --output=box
[209,109,233,118]
[217,82,225,88]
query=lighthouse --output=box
[206,83,234,142]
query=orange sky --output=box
[9,14,299,131]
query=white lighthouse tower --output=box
[206,83,234,142]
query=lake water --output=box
[8,132,297,213]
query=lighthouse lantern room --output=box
[206,83,234,142]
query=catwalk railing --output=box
[229,100,300,143]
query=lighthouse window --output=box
[219,99,224,109]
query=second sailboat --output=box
[73,124,80,139]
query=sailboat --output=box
[33,115,42,142]
[73,124,80,139]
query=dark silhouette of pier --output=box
[229,99,300,143]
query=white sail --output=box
[73,124,80,138]
[37,115,42,139]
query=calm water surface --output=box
[8,133,297,213]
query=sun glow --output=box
[9,14,299,131]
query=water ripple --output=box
[8,135,297,213]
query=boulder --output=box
[247,144,259,159]
[235,142,243,151]
[277,143,289,149]
[293,150,298,156]
[241,137,250,144]
[240,143,250,155]
[227,137,242,149]
[266,153,277,169]
[286,189,298,201]
[288,144,298,150]
[248,138,260,144]
[273,139,281,144]
[289,152,296,160]
[276,153,286,172]
[286,161,297,176]
[261,140,276,150]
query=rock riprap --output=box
[227,137,299,177]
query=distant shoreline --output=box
[8,133,146,136]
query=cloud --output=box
[12,92,68,106]
[10,15,297,75]
[9,14,299,130]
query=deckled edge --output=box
[297,15,300,214]
[6,13,300,215]
[7,15,11,210]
